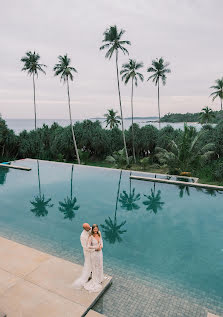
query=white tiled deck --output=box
[0,236,111,317]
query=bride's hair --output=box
[91,224,101,237]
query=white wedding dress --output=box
[84,235,104,292]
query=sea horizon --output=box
[3,117,205,134]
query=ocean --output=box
[4,118,205,135]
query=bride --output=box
[84,224,104,292]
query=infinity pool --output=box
[0,159,223,317]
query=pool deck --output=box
[0,236,111,317]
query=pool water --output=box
[0,159,223,316]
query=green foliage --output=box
[161,110,223,123]
[0,117,18,162]
[2,115,223,184]
[21,51,46,76]
[155,124,215,173]
[53,54,77,81]
[210,77,223,110]
[106,149,133,168]
[199,106,215,124]
[100,25,131,59]
[120,59,144,86]
[104,109,121,129]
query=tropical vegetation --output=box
[100,25,131,165]
[2,115,223,185]
[104,109,121,129]
[160,110,223,123]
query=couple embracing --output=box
[72,223,104,292]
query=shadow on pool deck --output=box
[0,236,111,317]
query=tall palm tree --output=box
[53,55,80,164]
[100,25,131,164]
[210,77,223,110]
[120,59,144,163]
[101,170,127,244]
[30,160,53,217]
[21,51,46,131]
[104,109,121,129]
[119,172,140,211]
[58,165,80,221]
[143,186,164,214]
[199,106,215,124]
[147,57,171,129]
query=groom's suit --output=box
[80,229,93,284]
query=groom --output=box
[80,223,92,282]
[72,223,92,289]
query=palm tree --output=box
[58,165,80,220]
[155,124,215,172]
[120,59,144,163]
[30,160,53,217]
[147,57,171,129]
[143,187,164,214]
[104,109,121,129]
[21,51,46,130]
[119,173,140,211]
[53,55,80,164]
[210,77,223,110]
[100,25,131,164]
[101,170,127,244]
[199,106,215,124]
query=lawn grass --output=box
[84,160,223,187]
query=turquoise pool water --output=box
[0,159,223,316]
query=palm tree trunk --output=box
[32,73,37,131]
[158,79,161,129]
[115,50,129,165]
[131,78,136,163]
[115,170,122,220]
[66,78,80,165]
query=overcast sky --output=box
[0,0,223,119]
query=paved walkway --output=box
[0,236,111,317]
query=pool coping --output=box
[17,158,196,180]
[17,158,223,191]
[130,175,223,191]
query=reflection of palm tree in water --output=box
[30,160,54,217]
[58,165,80,220]
[0,166,9,185]
[177,184,190,198]
[143,182,164,214]
[119,172,140,211]
[101,170,127,244]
